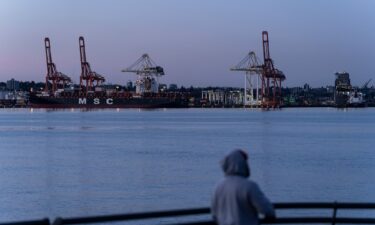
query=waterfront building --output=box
[303,83,310,92]
[159,84,167,92]
[169,84,178,91]
[6,78,20,91]
[201,89,244,107]
[126,80,133,90]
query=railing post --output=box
[332,201,338,225]
[52,217,63,225]
[43,218,51,225]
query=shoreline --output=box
[1,105,375,109]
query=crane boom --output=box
[230,51,263,73]
[44,37,71,93]
[78,36,105,93]
[121,54,165,76]
[362,79,372,89]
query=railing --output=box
[1,202,375,225]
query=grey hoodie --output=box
[211,150,275,225]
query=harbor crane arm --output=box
[78,36,105,92]
[230,51,263,74]
[79,36,105,81]
[121,54,165,76]
[45,38,57,75]
[261,31,285,80]
[44,37,71,92]
[362,79,372,89]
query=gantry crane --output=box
[44,38,71,93]
[261,31,286,108]
[79,36,105,93]
[121,54,164,94]
[231,31,285,108]
[231,51,263,106]
[362,79,372,89]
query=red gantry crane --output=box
[79,36,105,93]
[44,38,71,93]
[261,31,286,108]
[231,31,285,108]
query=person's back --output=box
[211,149,275,225]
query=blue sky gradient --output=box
[1,0,374,87]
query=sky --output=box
[0,0,374,88]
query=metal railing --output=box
[1,202,375,225]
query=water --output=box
[0,108,375,221]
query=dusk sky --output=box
[1,0,374,88]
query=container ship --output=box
[29,37,188,108]
[29,91,188,108]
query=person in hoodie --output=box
[211,149,275,225]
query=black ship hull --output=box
[335,94,367,108]
[29,95,188,108]
[334,94,349,108]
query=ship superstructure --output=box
[334,72,351,107]
[334,72,366,107]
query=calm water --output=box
[0,108,375,221]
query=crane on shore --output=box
[362,79,372,89]
[79,36,105,93]
[230,51,263,107]
[121,54,164,95]
[261,31,286,108]
[231,31,286,108]
[44,38,71,93]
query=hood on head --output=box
[221,149,250,178]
